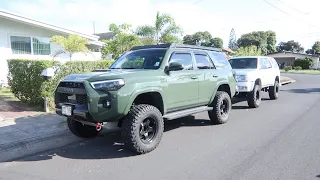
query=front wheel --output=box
[247,84,261,108]
[208,91,232,124]
[122,104,164,154]
[269,80,279,100]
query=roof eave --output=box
[0,9,99,41]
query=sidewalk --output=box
[0,114,82,162]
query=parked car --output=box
[228,56,280,108]
[54,43,237,154]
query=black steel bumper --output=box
[56,103,91,120]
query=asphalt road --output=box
[1,73,320,180]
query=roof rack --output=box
[130,43,222,52]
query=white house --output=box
[0,9,105,85]
[267,51,320,69]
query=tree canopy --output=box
[276,40,304,53]
[237,30,276,55]
[183,31,223,48]
[311,41,320,54]
[102,23,142,59]
[135,11,183,44]
[228,28,237,50]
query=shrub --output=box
[293,58,312,70]
[7,59,115,108]
[284,66,292,71]
[294,66,302,70]
[7,59,59,105]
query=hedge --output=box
[293,58,313,70]
[7,59,115,108]
[7,59,58,105]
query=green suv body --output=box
[54,43,237,154]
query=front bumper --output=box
[235,81,255,92]
[56,103,90,120]
[54,81,125,123]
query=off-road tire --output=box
[122,104,164,154]
[208,91,232,124]
[247,84,261,108]
[269,80,279,100]
[67,118,100,138]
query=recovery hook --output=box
[96,122,103,131]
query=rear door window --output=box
[209,52,232,69]
[169,52,194,70]
[194,53,215,69]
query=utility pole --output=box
[91,21,96,34]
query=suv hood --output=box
[62,69,158,82]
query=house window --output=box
[10,36,51,55]
[11,36,32,54]
[32,37,51,55]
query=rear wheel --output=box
[247,84,261,108]
[67,118,100,138]
[208,91,232,124]
[269,80,279,100]
[122,104,164,154]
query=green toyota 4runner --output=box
[54,43,237,154]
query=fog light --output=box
[103,100,111,108]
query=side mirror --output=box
[167,62,184,71]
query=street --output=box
[1,73,320,180]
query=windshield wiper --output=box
[121,67,137,69]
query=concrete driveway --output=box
[0,73,320,180]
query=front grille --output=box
[56,82,88,105]
[58,82,85,89]
[59,93,88,105]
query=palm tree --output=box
[135,11,183,44]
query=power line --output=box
[262,0,320,29]
[276,0,309,15]
[194,0,205,4]
[262,0,292,16]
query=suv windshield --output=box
[110,49,166,69]
[229,58,258,69]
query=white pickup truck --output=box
[228,56,280,108]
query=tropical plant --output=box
[234,46,262,56]
[135,11,183,44]
[51,34,89,60]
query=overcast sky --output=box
[2,0,320,50]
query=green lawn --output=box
[0,87,42,112]
[0,88,16,99]
[280,69,320,75]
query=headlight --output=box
[235,75,249,82]
[90,79,125,91]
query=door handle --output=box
[212,74,218,78]
[191,76,198,79]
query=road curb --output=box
[0,130,82,162]
[280,79,296,86]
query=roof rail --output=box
[171,44,222,52]
[130,43,223,52]
[130,43,171,50]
